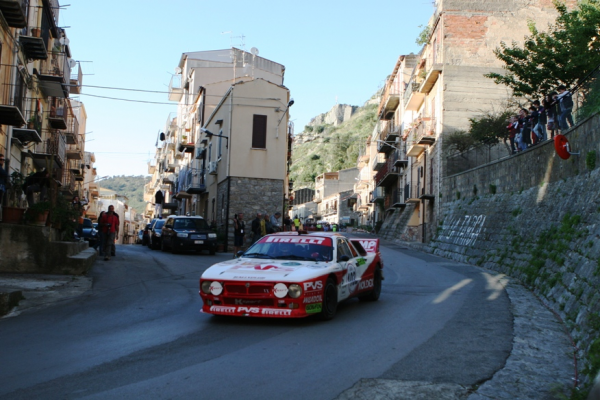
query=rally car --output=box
[199,231,383,320]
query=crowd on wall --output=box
[506,85,574,154]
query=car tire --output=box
[316,278,337,321]
[359,266,382,302]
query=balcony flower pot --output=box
[1,206,26,224]
[24,201,51,226]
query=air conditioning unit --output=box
[208,161,218,175]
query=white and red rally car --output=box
[199,231,383,320]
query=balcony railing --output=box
[70,62,82,94]
[32,133,66,166]
[369,187,384,203]
[372,153,386,171]
[66,133,83,160]
[323,207,337,216]
[374,158,400,188]
[61,167,75,194]
[48,97,67,129]
[37,47,72,98]
[403,79,424,111]
[168,75,183,102]
[406,118,436,157]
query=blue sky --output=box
[61,0,434,177]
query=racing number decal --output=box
[344,263,358,293]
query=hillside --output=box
[290,96,379,189]
[99,175,147,214]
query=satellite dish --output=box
[59,37,69,45]
[68,59,77,68]
[175,67,182,74]
[251,47,259,56]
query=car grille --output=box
[225,282,273,296]
[223,298,275,306]
[190,234,207,240]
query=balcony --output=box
[403,80,425,112]
[36,47,72,98]
[0,99,25,126]
[177,135,195,153]
[410,182,435,201]
[0,0,28,28]
[60,167,75,196]
[374,159,400,188]
[392,149,409,168]
[372,153,386,171]
[381,120,401,143]
[66,133,83,160]
[379,89,400,120]
[369,187,384,203]
[163,202,178,210]
[406,118,436,157]
[19,26,49,60]
[168,75,183,102]
[48,98,67,129]
[70,63,82,94]
[30,133,66,169]
[148,162,156,174]
[419,64,443,94]
[313,195,322,203]
[12,112,42,145]
[323,207,337,216]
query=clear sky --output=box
[60,0,434,177]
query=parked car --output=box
[199,232,383,320]
[144,218,157,247]
[136,230,143,244]
[160,216,217,255]
[80,218,99,249]
[148,219,165,250]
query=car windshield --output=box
[154,220,166,229]
[244,236,333,261]
[173,218,209,230]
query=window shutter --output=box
[252,114,267,149]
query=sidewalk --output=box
[0,273,92,318]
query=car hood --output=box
[201,258,333,282]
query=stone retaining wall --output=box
[425,114,600,386]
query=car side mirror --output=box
[338,255,350,262]
[236,251,245,258]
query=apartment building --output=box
[0,0,85,201]
[313,168,357,224]
[373,0,569,242]
[145,48,292,250]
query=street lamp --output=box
[276,98,294,138]
[200,128,229,148]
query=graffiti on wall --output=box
[439,215,486,247]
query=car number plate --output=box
[195,240,204,244]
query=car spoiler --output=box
[350,238,380,254]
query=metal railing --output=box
[34,133,66,164]
[403,80,421,107]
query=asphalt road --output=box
[0,238,513,400]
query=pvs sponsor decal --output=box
[303,295,323,304]
[305,303,322,314]
[359,279,374,290]
[303,281,323,291]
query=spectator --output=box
[99,205,119,261]
[97,211,106,255]
[293,215,300,231]
[517,108,531,151]
[283,215,292,232]
[264,213,274,234]
[251,212,263,244]
[528,106,539,145]
[556,85,574,131]
[544,92,559,139]
[270,212,282,232]
[233,212,245,257]
[24,169,49,206]
[154,190,164,218]
[507,116,519,154]
[532,100,548,142]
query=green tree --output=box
[486,0,600,97]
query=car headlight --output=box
[288,284,302,298]
[177,233,188,238]
[208,233,217,238]
[201,281,212,294]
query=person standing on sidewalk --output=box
[99,205,119,261]
[233,212,245,257]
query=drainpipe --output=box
[224,86,233,252]
[422,151,427,243]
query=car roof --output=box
[167,215,205,219]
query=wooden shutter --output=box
[252,114,267,149]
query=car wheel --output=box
[316,278,337,321]
[359,266,382,302]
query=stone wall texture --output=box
[424,114,600,384]
[226,177,284,249]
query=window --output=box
[208,143,212,162]
[252,114,267,149]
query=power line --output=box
[79,93,176,105]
